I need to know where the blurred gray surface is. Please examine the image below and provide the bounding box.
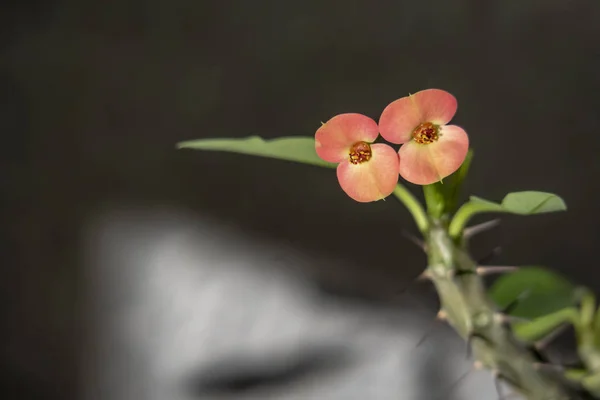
[83,209,502,400]
[1,0,599,399]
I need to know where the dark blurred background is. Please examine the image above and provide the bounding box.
[1,0,600,399]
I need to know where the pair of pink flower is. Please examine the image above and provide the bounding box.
[315,89,469,202]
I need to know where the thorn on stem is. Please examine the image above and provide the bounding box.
[417,270,432,281]
[534,359,585,372]
[464,219,501,239]
[465,332,490,360]
[476,266,518,276]
[415,316,447,348]
[401,229,426,251]
[525,344,551,364]
[393,269,431,299]
[495,313,530,325]
[454,268,477,277]
[534,323,569,351]
[433,368,473,400]
[533,362,565,373]
[493,371,504,399]
[493,371,521,400]
[477,246,503,265]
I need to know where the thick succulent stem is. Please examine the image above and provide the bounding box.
[424,219,595,400]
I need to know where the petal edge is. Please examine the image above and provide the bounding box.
[315,113,379,163]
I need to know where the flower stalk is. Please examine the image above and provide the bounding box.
[392,184,429,233]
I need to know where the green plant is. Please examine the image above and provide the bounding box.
[177,89,599,399]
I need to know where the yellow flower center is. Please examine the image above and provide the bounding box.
[412,122,440,144]
[348,141,372,164]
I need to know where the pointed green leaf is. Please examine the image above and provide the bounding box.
[177,136,336,168]
[474,191,567,215]
[449,191,566,238]
[489,267,579,319]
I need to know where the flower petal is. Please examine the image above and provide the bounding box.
[378,95,422,144]
[336,143,399,202]
[379,89,458,144]
[412,89,457,126]
[315,113,379,163]
[398,125,469,185]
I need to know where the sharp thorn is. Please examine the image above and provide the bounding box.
[433,368,473,400]
[464,219,501,239]
[465,340,473,360]
[533,362,565,373]
[415,330,434,348]
[417,270,432,281]
[394,269,431,299]
[495,313,530,325]
[534,323,569,351]
[525,343,551,364]
[493,371,504,399]
[477,246,503,265]
[401,229,426,251]
[415,316,445,348]
[494,372,521,400]
[535,359,584,371]
[455,268,477,277]
[415,326,436,348]
[465,332,489,360]
[476,266,518,276]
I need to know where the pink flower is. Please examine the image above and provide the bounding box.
[378,89,469,185]
[315,113,399,202]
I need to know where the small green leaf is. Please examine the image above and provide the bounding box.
[448,191,566,238]
[489,267,579,319]
[473,191,567,215]
[177,136,336,168]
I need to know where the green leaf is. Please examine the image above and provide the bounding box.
[177,136,336,168]
[472,191,567,215]
[489,267,579,319]
[448,191,566,238]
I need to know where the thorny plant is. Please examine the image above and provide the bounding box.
[177,89,600,399]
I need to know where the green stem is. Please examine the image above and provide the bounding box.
[392,184,429,233]
[594,307,600,348]
[581,290,597,328]
[448,201,491,239]
[423,183,445,219]
[425,221,591,399]
[512,307,580,342]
